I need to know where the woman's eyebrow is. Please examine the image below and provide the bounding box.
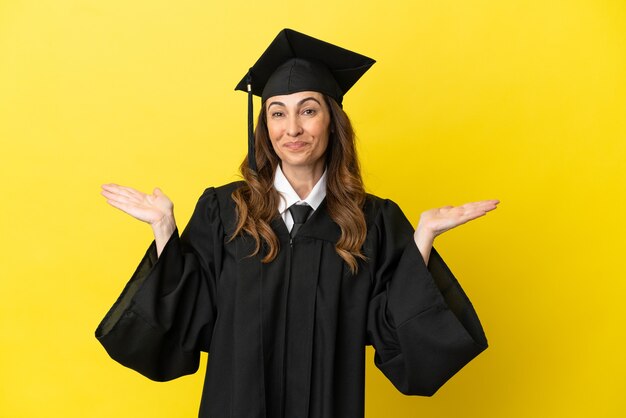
[267,101,285,109]
[298,97,321,106]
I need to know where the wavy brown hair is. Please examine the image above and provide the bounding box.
[231,95,367,273]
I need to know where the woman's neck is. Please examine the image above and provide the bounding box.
[281,161,325,200]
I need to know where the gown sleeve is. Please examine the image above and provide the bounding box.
[95,188,222,382]
[366,199,488,396]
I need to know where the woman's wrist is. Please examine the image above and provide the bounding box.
[414,222,436,265]
[152,214,177,255]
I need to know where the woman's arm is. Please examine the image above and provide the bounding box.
[414,199,500,265]
[101,184,177,256]
[96,187,222,381]
[367,198,491,396]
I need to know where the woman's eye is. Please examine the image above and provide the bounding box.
[271,111,284,118]
[303,108,317,116]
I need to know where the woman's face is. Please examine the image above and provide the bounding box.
[265,91,331,174]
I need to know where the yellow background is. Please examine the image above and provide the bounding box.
[1,0,625,416]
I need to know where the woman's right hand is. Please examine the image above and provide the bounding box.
[101,183,176,255]
[101,183,173,224]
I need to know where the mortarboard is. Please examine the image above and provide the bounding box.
[235,28,375,172]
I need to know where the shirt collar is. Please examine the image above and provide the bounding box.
[274,164,327,215]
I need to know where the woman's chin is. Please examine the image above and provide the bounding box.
[280,157,324,171]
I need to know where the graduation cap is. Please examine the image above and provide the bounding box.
[235,28,375,172]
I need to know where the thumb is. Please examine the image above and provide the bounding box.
[152,187,173,209]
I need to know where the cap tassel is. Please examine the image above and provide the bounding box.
[246,70,257,173]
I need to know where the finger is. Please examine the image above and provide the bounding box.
[478,201,499,213]
[152,188,165,201]
[101,183,121,192]
[153,187,171,202]
[461,200,499,212]
[462,210,488,222]
[102,183,135,198]
[461,199,499,205]
[152,188,174,209]
[461,202,493,214]
[102,183,146,200]
[476,199,500,211]
[459,204,498,222]
[105,198,135,214]
[105,199,150,222]
[101,189,123,200]
[101,188,130,201]
[101,189,142,206]
[116,185,148,200]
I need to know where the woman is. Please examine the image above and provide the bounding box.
[96,29,498,418]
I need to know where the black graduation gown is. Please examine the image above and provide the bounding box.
[95,181,488,418]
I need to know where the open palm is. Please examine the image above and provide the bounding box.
[101,183,173,225]
[420,199,500,237]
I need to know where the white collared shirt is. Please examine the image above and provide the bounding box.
[274,164,327,233]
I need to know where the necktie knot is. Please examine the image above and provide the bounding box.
[289,204,312,238]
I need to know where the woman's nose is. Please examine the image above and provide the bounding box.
[286,115,303,137]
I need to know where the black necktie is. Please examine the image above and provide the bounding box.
[289,204,312,239]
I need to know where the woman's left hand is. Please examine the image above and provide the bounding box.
[418,199,500,239]
[414,199,499,264]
